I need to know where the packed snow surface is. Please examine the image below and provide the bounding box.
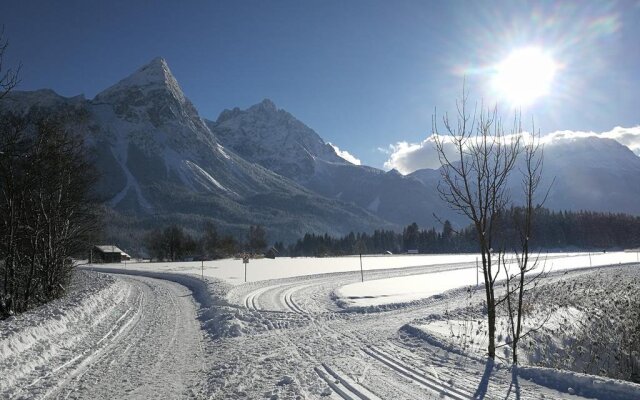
[0,270,205,399]
[3,253,639,399]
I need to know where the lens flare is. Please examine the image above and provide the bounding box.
[492,47,557,106]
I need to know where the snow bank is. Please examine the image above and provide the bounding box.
[0,271,123,391]
[401,324,640,399]
[400,322,479,360]
[517,366,640,400]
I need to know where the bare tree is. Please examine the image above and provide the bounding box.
[500,131,552,364]
[0,116,28,315]
[433,87,522,359]
[247,225,267,254]
[0,27,21,314]
[0,26,20,99]
[144,225,198,261]
[201,221,220,259]
[0,117,97,316]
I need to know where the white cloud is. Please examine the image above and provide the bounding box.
[376,146,391,155]
[383,138,440,173]
[384,126,640,175]
[328,143,361,165]
[541,126,640,155]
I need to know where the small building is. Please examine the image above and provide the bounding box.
[264,247,279,259]
[92,245,130,263]
[407,249,419,254]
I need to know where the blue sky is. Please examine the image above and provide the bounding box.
[2,0,639,168]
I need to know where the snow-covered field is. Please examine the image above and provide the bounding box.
[335,252,638,309]
[2,252,640,399]
[402,264,640,399]
[89,253,486,284]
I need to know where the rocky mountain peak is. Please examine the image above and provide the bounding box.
[249,98,277,113]
[93,57,186,105]
[208,98,349,177]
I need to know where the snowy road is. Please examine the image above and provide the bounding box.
[1,273,205,399]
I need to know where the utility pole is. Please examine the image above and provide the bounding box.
[201,260,204,280]
[589,252,592,268]
[476,257,479,286]
[359,253,364,283]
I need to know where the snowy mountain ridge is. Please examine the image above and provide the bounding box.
[95,57,187,105]
[1,57,391,247]
[209,95,640,226]
[3,56,640,247]
[208,98,349,180]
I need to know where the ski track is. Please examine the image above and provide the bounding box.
[220,261,627,399]
[5,260,637,399]
[2,274,205,400]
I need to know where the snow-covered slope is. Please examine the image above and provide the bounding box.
[210,99,348,179]
[407,136,640,217]
[541,136,640,215]
[1,58,391,245]
[207,102,458,228]
[208,98,640,228]
[5,56,640,246]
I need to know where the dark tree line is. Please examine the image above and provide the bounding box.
[0,117,97,317]
[286,208,640,257]
[0,32,98,318]
[144,223,268,261]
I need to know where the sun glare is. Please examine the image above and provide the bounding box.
[492,47,557,106]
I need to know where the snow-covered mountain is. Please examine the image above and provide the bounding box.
[3,56,640,248]
[541,136,640,215]
[211,99,349,178]
[1,58,392,246]
[208,98,640,227]
[407,135,640,216]
[207,102,458,228]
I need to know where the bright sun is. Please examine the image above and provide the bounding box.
[492,47,557,106]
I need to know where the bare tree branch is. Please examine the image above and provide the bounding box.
[0,26,21,100]
[433,84,523,359]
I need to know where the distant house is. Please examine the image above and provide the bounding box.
[92,245,131,263]
[264,247,279,259]
[407,249,419,254]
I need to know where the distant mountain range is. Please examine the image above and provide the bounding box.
[3,57,640,250]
